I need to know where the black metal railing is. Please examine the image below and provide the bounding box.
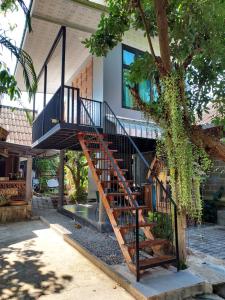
[80,97,102,127]
[32,87,60,143]
[80,99,179,281]
[102,101,179,280]
[32,86,102,143]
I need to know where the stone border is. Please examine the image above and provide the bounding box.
[40,216,211,300]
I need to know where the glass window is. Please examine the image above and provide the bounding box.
[122,69,135,108]
[139,80,151,103]
[123,50,135,66]
[122,46,152,109]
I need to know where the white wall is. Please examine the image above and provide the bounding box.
[97,30,160,120]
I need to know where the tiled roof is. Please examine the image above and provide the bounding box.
[0,105,32,146]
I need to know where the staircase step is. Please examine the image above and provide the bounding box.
[130,255,176,271]
[94,158,123,162]
[83,132,107,138]
[124,239,168,251]
[112,205,148,212]
[85,140,113,145]
[117,222,156,230]
[101,180,133,184]
[106,192,141,197]
[87,148,118,153]
[96,168,128,172]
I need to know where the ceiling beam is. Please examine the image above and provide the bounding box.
[32,12,96,34]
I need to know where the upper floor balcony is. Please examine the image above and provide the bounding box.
[30,26,160,151]
[32,85,102,150]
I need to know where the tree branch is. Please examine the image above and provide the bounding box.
[131,0,167,75]
[129,85,160,123]
[153,0,171,75]
[183,48,203,70]
[133,1,157,60]
[191,126,225,162]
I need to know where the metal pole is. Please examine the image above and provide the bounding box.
[77,88,81,125]
[58,150,65,209]
[60,26,66,122]
[43,65,47,107]
[42,65,48,135]
[32,94,36,121]
[136,208,140,282]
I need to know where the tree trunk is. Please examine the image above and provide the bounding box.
[191,126,225,162]
[177,212,187,264]
[154,0,171,73]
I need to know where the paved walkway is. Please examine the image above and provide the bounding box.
[0,220,134,300]
[187,225,225,260]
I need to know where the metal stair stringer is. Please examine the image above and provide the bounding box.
[78,132,134,268]
[98,140,155,241]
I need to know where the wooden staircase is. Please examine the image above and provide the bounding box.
[78,131,177,280]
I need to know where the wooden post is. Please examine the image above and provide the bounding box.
[58,150,64,208]
[25,156,33,202]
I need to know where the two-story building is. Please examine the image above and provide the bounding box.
[15,0,178,279]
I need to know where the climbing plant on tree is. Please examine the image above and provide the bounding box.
[84,0,225,263]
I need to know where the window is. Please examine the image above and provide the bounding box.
[122,46,151,109]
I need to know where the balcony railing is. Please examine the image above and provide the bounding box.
[32,86,102,143]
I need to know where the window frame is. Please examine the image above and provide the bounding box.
[121,44,150,110]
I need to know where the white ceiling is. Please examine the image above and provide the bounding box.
[15,0,102,93]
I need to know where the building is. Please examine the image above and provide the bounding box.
[0,105,33,222]
[15,0,179,279]
[198,108,225,224]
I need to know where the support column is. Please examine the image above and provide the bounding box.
[58,150,64,209]
[98,155,110,230]
[25,155,33,202]
[98,198,108,225]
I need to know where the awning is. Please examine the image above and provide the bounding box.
[118,116,161,139]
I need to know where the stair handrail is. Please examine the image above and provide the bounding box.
[79,99,139,209]
[103,101,177,207]
[103,100,180,270]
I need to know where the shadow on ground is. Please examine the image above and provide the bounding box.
[0,241,73,299]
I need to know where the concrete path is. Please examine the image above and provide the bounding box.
[0,220,134,300]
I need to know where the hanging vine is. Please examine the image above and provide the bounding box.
[160,74,211,220]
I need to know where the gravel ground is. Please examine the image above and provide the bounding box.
[33,207,124,265]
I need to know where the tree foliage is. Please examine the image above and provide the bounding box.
[33,156,59,193]
[64,151,88,203]
[84,0,225,220]
[0,0,37,100]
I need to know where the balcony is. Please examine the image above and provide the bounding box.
[32,85,102,150]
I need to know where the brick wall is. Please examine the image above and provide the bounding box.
[72,58,93,99]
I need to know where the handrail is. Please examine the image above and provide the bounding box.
[33,87,61,123]
[103,100,180,271]
[103,101,177,207]
[80,99,139,209]
[80,96,103,105]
